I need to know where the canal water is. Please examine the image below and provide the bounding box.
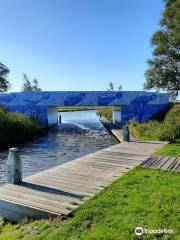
[0,110,117,184]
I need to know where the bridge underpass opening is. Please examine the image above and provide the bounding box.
[47,106,122,127]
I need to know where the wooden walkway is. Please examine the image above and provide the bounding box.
[0,141,167,222]
[141,156,180,172]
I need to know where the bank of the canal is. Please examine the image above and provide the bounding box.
[0,110,117,184]
[0,107,44,148]
[99,117,125,142]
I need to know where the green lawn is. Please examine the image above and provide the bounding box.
[156,138,180,157]
[0,167,179,240]
[56,106,100,112]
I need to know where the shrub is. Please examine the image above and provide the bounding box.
[96,107,113,121]
[128,104,180,142]
[0,108,44,148]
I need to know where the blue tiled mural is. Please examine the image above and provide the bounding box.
[0,91,169,126]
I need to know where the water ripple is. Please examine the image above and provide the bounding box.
[0,110,116,184]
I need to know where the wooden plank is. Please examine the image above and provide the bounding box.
[0,188,76,213]
[3,184,83,204]
[141,156,180,172]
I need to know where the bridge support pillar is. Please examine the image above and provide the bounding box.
[112,110,121,124]
[48,107,58,126]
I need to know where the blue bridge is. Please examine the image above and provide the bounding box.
[0,91,169,126]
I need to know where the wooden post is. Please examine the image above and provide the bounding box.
[7,148,22,184]
[123,125,129,142]
[59,115,62,124]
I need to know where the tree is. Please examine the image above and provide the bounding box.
[144,0,180,100]
[0,62,10,92]
[21,74,42,92]
[32,78,41,92]
[107,81,122,91]
[118,84,122,91]
[107,81,114,91]
[21,74,33,92]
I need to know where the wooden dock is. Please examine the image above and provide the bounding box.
[141,155,180,172]
[0,141,167,222]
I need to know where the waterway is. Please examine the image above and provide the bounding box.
[0,110,117,184]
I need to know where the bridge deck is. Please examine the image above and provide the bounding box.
[0,141,167,222]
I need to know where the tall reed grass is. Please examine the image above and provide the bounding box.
[0,107,43,148]
[128,104,180,142]
[96,107,113,121]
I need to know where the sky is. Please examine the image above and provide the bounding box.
[0,0,164,92]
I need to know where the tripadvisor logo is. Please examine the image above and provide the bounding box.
[135,227,174,236]
[135,227,143,236]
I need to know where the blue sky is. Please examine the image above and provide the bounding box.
[0,0,163,92]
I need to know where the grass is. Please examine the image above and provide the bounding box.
[96,107,113,121]
[0,107,44,148]
[156,138,180,157]
[129,103,180,142]
[56,107,100,112]
[0,167,179,239]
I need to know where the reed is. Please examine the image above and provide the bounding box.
[128,104,180,142]
[0,107,44,148]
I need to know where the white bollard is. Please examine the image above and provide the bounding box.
[7,148,22,184]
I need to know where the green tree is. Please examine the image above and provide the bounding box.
[32,78,41,92]
[118,84,122,91]
[107,81,122,91]
[0,62,10,92]
[144,0,180,100]
[21,74,42,92]
[21,74,33,92]
[107,81,114,91]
